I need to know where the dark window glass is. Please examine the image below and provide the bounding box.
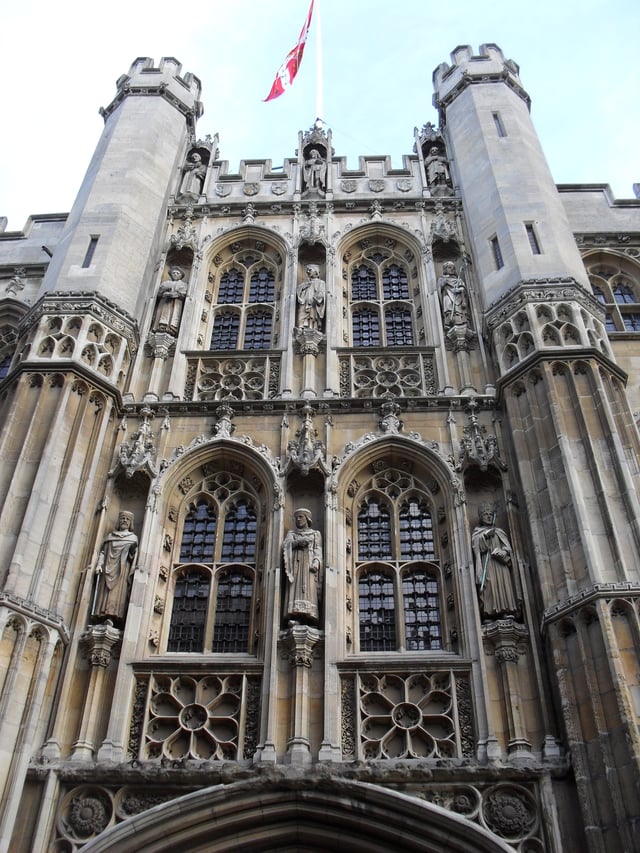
[358,499,392,560]
[351,264,377,300]
[491,236,504,270]
[592,286,607,304]
[605,314,617,333]
[167,569,210,653]
[221,500,257,562]
[385,308,414,346]
[180,501,217,562]
[622,312,640,331]
[613,282,636,304]
[243,311,272,350]
[399,499,435,560]
[525,224,541,255]
[0,353,11,380]
[210,312,240,350]
[403,569,442,650]
[359,570,396,651]
[217,268,244,304]
[212,569,253,652]
[382,264,409,300]
[249,267,275,303]
[352,309,380,347]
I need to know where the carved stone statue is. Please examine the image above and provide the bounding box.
[152,267,187,335]
[472,505,520,620]
[302,148,327,194]
[283,508,323,624]
[93,511,138,623]
[425,146,451,189]
[179,152,207,198]
[296,264,326,332]
[438,261,470,329]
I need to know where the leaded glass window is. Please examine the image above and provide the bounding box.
[243,311,272,350]
[353,309,380,347]
[403,569,442,650]
[210,312,240,350]
[347,244,417,347]
[167,472,260,654]
[353,468,444,654]
[249,266,275,303]
[217,268,244,304]
[359,569,396,651]
[167,569,211,653]
[587,257,640,335]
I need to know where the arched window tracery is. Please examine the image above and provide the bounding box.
[352,466,444,653]
[167,473,261,654]
[587,255,640,333]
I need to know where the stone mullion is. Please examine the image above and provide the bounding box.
[319,498,343,762]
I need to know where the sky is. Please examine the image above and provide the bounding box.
[1,0,638,231]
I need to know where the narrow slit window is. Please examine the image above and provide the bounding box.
[491,236,504,270]
[82,236,99,268]
[492,112,507,137]
[525,224,541,255]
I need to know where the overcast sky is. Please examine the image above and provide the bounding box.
[1,0,638,230]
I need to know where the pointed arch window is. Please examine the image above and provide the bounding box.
[167,475,260,654]
[353,470,444,653]
[347,247,417,347]
[588,258,640,334]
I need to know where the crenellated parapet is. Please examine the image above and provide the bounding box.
[100,56,203,124]
[432,43,530,115]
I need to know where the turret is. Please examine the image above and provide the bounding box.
[38,57,202,318]
[433,44,589,308]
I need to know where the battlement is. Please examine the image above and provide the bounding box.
[100,56,203,123]
[433,43,529,112]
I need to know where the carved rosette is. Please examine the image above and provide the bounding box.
[340,352,436,398]
[139,673,258,761]
[356,671,469,760]
[186,355,280,401]
[56,785,113,844]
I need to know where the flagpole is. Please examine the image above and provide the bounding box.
[315,0,323,124]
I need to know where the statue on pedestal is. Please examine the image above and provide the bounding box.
[283,508,323,625]
[472,505,520,620]
[92,511,138,623]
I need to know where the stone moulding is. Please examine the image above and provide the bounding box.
[541,581,640,629]
[0,591,69,644]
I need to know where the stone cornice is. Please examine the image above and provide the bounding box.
[484,278,603,330]
[0,591,69,644]
[20,291,139,351]
[541,582,640,632]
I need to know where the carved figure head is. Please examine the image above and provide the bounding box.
[305,264,320,279]
[294,508,313,528]
[478,504,495,525]
[442,261,457,276]
[168,266,184,281]
[118,511,134,530]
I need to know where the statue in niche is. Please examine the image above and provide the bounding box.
[92,511,138,623]
[283,508,323,625]
[303,148,327,194]
[296,264,326,332]
[179,151,207,198]
[472,505,520,620]
[152,266,187,336]
[425,146,451,189]
[438,261,470,329]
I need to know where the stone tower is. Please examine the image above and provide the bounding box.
[0,47,639,853]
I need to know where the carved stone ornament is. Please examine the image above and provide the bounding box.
[6,267,26,295]
[112,407,158,479]
[456,400,507,472]
[169,215,198,251]
[379,399,403,434]
[80,620,121,668]
[369,180,385,193]
[341,179,357,193]
[243,183,260,196]
[213,404,235,437]
[271,182,287,195]
[396,179,412,192]
[294,326,325,357]
[285,403,328,476]
[215,183,232,197]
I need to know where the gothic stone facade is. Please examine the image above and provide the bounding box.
[0,46,639,853]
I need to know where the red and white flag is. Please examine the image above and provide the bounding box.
[264,0,315,102]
